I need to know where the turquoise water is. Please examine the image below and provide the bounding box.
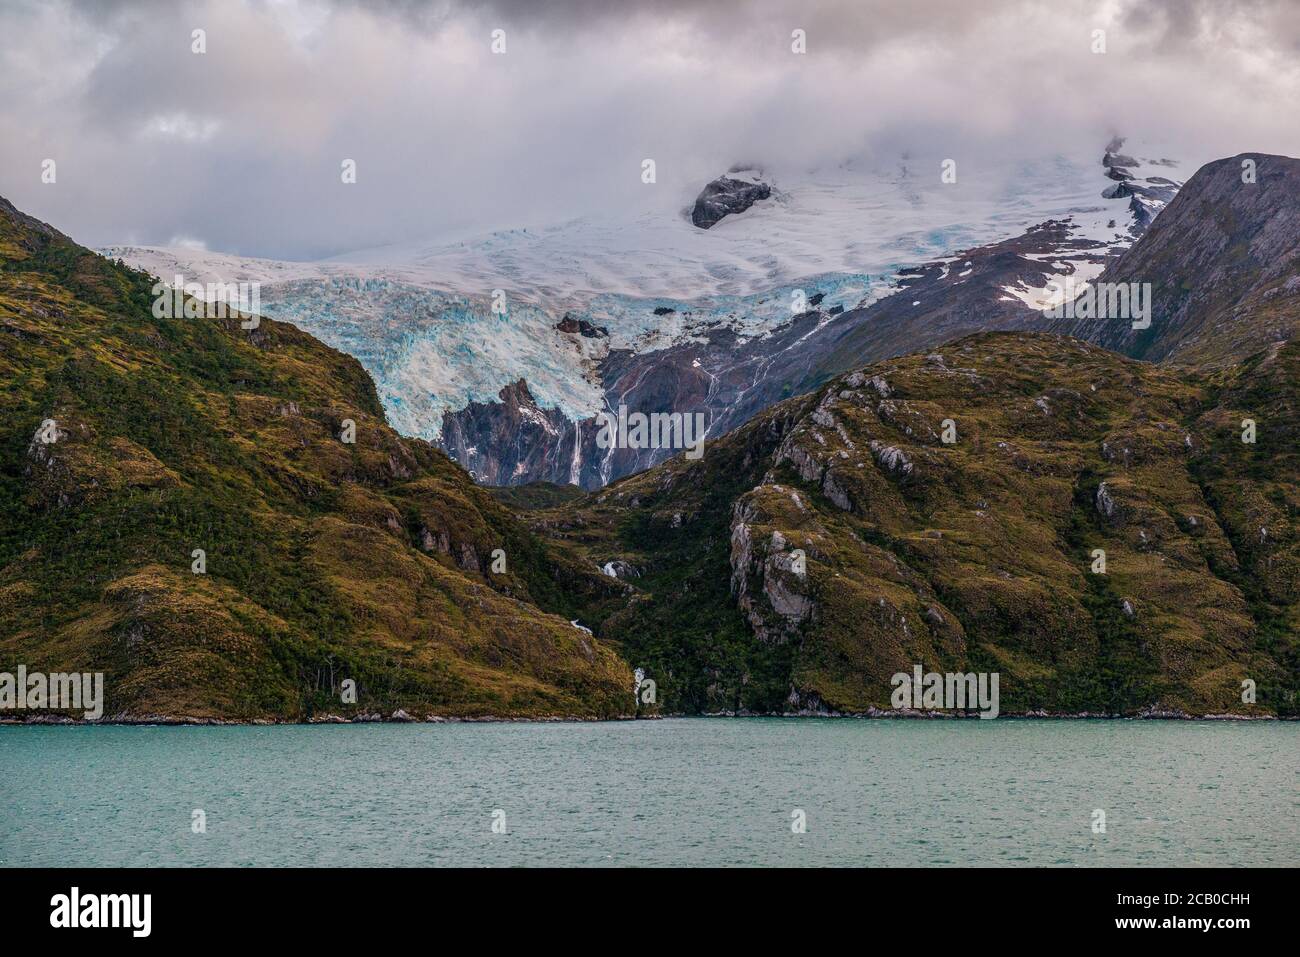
[1,719,1295,867]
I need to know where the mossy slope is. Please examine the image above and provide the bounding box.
[0,196,632,720]
[535,333,1297,716]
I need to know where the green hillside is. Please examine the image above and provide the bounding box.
[532,334,1298,716]
[0,196,632,721]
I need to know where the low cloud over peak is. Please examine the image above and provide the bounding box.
[3,0,1298,259]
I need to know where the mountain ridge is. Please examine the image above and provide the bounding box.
[0,193,634,721]
[523,331,1297,716]
[1036,152,1300,366]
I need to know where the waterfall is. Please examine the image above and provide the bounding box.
[567,419,582,486]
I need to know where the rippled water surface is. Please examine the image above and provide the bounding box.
[2,719,1295,866]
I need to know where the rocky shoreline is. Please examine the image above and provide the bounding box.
[1,709,1288,726]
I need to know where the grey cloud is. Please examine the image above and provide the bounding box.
[2,0,1298,259]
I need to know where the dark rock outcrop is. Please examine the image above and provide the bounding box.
[556,314,608,338]
[439,379,577,486]
[691,175,772,229]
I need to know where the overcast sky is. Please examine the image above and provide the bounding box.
[2,0,1298,260]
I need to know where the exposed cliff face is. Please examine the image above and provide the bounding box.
[526,333,1298,717]
[440,379,577,485]
[0,195,633,721]
[440,364,715,490]
[1037,153,1300,366]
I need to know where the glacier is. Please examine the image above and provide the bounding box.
[101,143,1185,458]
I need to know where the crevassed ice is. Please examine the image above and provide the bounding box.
[101,148,1182,440]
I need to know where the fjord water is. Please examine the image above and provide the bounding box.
[2,720,1295,867]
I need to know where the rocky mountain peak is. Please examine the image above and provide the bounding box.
[1042,152,1300,365]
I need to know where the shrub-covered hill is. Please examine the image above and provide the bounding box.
[0,196,633,721]
[529,332,1297,716]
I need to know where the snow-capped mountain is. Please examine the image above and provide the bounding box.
[102,139,1185,488]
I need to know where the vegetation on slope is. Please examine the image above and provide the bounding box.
[0,197,632,720]
[529,333,1297,716]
